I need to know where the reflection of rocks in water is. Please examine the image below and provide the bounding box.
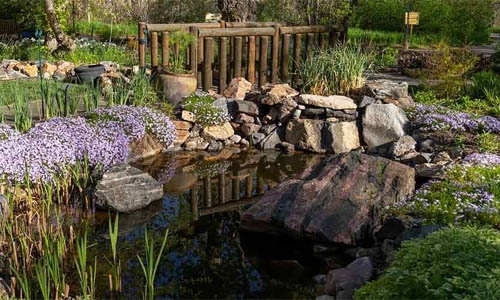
[165,171,198,192]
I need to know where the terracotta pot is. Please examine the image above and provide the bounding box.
[154,70,197,106]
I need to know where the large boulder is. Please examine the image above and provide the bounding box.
[240,152,415,246]
[298,94,357,110]
[285,119,360,154]
[128,133,164,163]
[362,104,408,149]
[261,84,299,105]
[223,77,252,100]
[95,164,164,213]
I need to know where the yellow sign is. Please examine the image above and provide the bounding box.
[405,12,419,25]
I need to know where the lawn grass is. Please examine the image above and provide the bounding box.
[74,21,136,40]
[349,27,443,48]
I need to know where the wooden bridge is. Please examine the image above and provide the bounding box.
[138,21,347,91]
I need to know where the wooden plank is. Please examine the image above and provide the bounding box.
[234,36,243,78]
[197,36,204,88]
[146,23,218,32]
[161,31,169,68]
[306,33,315,59]
[138,22,146,68]
[203,37,214,91]
[319,33,327,50]
[218,173,226,204]
[151,32,158,68]
[280,25,340,35]
[271,24,280,83]
[259,36,269,88]
[281,34,290,83]
[293,34,302,84]
[247,36,256,86]
[199,27,274,38]
[219,37,228,93]
[226,22,279,28]
[189,27,198,76]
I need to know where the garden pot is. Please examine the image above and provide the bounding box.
[74,64,105,86]
[154,70,197,106]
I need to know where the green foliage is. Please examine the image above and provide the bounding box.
[391,164,500,226]
[477,132,500,153]
[353,0,494,45]
[182,94,231,127]
[149,0,218,24]
[167,31,196,74]
[348,27,442,48]
[469,71,500,100]
[57,41,136,66]
[74,21,136,39]
[356,226,500,300]
[297,43,373,96]
[417,43,477,98]
[137,229,169,300]
[374,47,399,68]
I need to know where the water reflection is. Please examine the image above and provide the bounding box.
[92,150,326,299]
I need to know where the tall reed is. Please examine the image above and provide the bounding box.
[137,229,169,300]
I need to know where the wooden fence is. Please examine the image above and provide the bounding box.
[138,21,346,91]
[0,19,20,34]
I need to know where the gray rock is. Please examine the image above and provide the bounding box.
[230,134,242,144]
[363,79,414,107]
[258,128,283,150]
[433,151,452,165]
[324,256,374,298]
[278,97,298,122]
[299,94,357,110]
[277,141,295,153]
[419,139,435,152]
[359,96,376,108]
[95,164,164,213]
[389,136,417,158]
[293,109,301,119]
[207,140,223,152]
[302,108,326,119]
[260,124,277,135]
[415,163,445,179]
[241,123,261,137]
[325,109,358,121]
[235,100,259,116]
[323,122,361,154]
[362,104,408,149]
[375,217,407,241]
[251,132,266,145]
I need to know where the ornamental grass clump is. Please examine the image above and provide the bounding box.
[297,43,373,96]
[182,94,231,127]
[391,154,500,226]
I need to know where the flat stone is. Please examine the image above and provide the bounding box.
[302,108,326,119]
[175,130,190,145]
[172,120,192,130]
[230,134,242,143]
[241,153,415,245]
[298,94,357,110]
[234,113,255,124]
[241,123,261,137]
[278,97,298,122]
[261,84,299,105]
[389,135,417,158]
[363,79,414,107]
[202,122,235,140]
[260,124,277,135]
[181,110,197,123]
[359,96,376,108]
[95,164,163,213]
[235,100,259,117]
[325,109,358,121]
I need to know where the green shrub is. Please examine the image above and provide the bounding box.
[353,0,494,45]
[469,71,500,100]
[477,132,500,153]
[182,94,231,127]
[356,226,500,299]
[297,43,373,96]
[417,43,477,98]
[74,21,136,39]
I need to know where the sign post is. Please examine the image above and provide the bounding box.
[404,11,419,50]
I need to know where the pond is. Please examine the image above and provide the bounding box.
[86,150,330,299]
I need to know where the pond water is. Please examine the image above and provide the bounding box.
[87,150,332,299]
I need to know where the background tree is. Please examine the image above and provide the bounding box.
[44,0,76,51]
[218,0,257,22]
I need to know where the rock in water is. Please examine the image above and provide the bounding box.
[240,152,415,246]
[95,164,164,213]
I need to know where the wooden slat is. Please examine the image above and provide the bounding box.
[151,32,158,67]
[259,36,269,88]
[161,32,169,68]
[138,22,146,68]
[306,33,315,59]
[189,27,198,76]
[319,33,327,50]
[329,31,338,47]
[203,37,214,91]
[147,23,218,32]
[226,22,279,28]
[219,37,228,93]
[271,24,280,83]
[197,36,204,89]
[281,34,291,83]
[247,36,256,86]
[280,25,340,35]
[199,27,274,38]
[293,34,302,84]
[234,37,243,78]
[218,173,226,204]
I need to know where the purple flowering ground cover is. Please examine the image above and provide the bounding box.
[0,106,176,183]
[408,104,500,134]
[391,153,500,226]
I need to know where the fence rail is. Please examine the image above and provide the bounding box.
[138,21,346,91]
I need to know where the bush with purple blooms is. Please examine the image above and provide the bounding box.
[0,106,176,184]
[391,153,500,226]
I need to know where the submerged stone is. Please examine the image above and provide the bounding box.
[240,152,415,246]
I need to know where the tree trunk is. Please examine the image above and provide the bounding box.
[44,0,76,52]
[218,0,257,22]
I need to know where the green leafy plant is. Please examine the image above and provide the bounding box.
[356,226,500,299]
[477,132,500,153]
[137,229,169,300]
[167,31,196,74]
[182,94,231,126]
[107,213,121,295]
[297,43,373,96]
